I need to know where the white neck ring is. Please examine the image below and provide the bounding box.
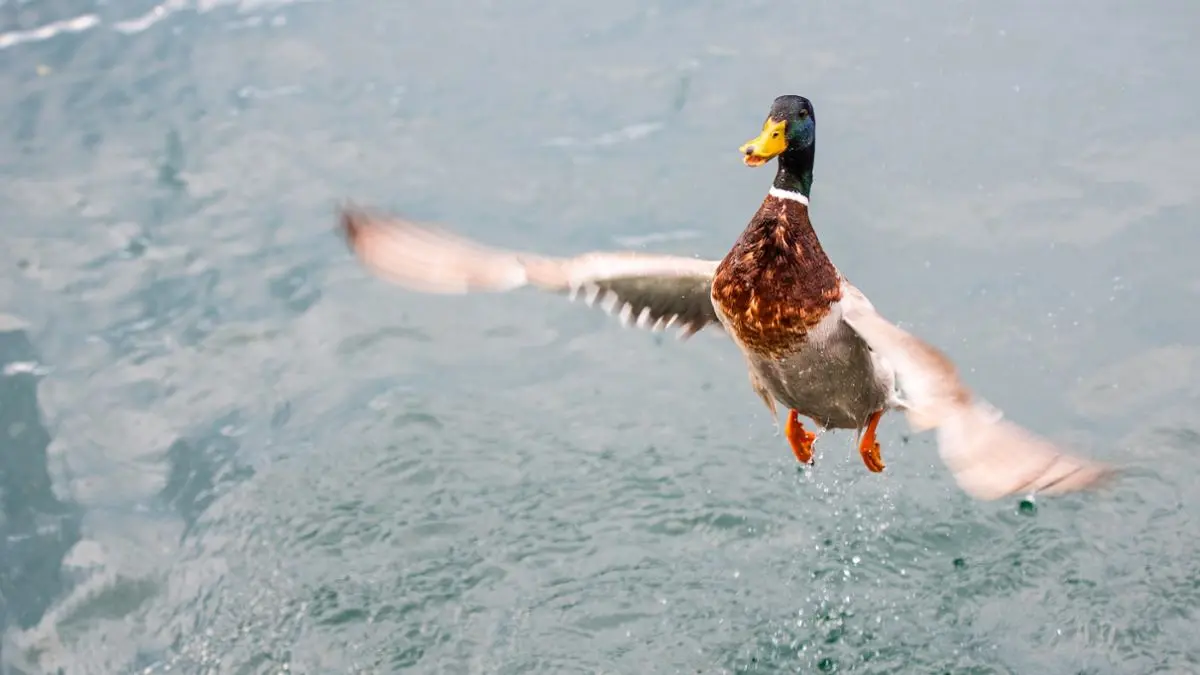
[768,187,809,205]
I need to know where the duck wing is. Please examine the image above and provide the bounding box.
[838,279,1113,501]
[339,204,724,339]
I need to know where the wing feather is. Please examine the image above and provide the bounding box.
[839,280,1114,501]
[339,203,723,338]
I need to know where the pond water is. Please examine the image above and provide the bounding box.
[2,0,1199,672]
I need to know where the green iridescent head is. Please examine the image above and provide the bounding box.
[739,95,816,195]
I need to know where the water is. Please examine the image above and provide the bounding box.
[2,0,1198,672]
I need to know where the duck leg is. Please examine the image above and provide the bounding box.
[858,410,886,472]
[784,409,818,464]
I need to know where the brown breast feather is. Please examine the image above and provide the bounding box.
[711,195,842,357]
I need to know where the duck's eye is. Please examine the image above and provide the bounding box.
[771,131,780,138]
[798,110,809,118]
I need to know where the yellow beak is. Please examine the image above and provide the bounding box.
[739,118,789,167]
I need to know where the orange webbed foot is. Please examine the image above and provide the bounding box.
[858,410,885,473]
[784,409,818,465]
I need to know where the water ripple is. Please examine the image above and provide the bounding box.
[0,0,325,53]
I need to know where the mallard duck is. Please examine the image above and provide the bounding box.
[338,94,1113,502]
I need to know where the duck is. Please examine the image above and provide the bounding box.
[337,94,1113,502]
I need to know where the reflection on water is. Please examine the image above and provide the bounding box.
[2,0,1200,672]
[0,330,81,638]
[160,411,256,532]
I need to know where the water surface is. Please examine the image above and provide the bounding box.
[2,0,1199,672]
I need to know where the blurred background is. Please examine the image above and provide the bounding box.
[2,0,1198,672]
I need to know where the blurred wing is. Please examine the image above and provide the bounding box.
[339,203,724,338]
[838,280,1113,501]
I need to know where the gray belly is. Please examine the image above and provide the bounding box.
[749,320,892,430]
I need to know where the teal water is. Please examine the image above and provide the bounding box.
[2,1,1199,673]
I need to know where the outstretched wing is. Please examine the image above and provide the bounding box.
[339,204,724,338]
[838,280,1114,501]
